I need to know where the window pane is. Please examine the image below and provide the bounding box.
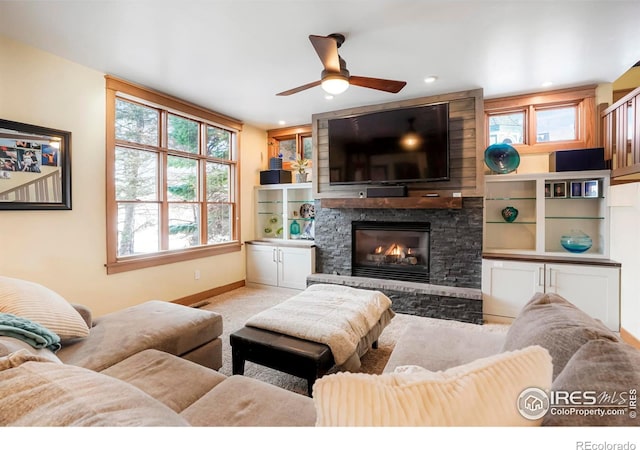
[117,203,159,256]
[207,126,231,159]
[115,99,158,146]
[536,107,576,142]
[278,138,296,161]
[206,162,229,202]
[302,136,312,160]
[207,203,231,244]
[115,147,158,201]
[488,112,525,144]
[167,156,197,201]
[168,203,201,249]
[168,114,198,154]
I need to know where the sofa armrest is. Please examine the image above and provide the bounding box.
[71,303,93,329]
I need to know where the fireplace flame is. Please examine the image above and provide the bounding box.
[384,243,406,258]
[374,246,384,254]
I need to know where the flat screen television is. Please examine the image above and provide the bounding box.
[328,102,449,185]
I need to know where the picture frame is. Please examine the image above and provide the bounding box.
[583,180,599,198]
[552,181,566,198]
[544,183,551,198]
[0,119,72,210]
[570,181,583,198]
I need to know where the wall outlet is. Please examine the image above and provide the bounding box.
[194,269,201,280]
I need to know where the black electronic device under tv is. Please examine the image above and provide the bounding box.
[327,102,450,185]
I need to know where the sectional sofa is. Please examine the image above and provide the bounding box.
[1,275,638,427]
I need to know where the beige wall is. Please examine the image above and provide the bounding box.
[613,66,640,91]
[0,35,266,316]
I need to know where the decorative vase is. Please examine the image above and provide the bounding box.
[501,206,519,223]
[290,219,301,239]
[295,172,308,183]
[484,143,520,174]
[269,157,283,170]
[560,230,593,253]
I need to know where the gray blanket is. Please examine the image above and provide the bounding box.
[0,313,61,352]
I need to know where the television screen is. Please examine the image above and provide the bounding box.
[328,102,449,185]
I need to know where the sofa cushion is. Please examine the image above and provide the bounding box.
[383,321,507,373]
[56,300,223,371]
[0,356,188,426]
[502,292,619,379]
[313,345,552,426]
[181,375,317,426]
[0,276,89,341]
[543,339,640,426]
[0,336,62,363]
[101,349,226,413]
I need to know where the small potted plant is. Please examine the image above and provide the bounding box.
[291,157,310,183]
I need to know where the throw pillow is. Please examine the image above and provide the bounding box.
[0,276,89,342]
[313,345,552,426]
[543,339,640,426]
[502,292,619,379]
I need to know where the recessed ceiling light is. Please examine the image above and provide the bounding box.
[424,76,438,83]
[542,81,553,88]
[278,120,286,126]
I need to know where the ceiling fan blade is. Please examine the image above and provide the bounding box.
[309,35,340,72]
[349,76,407,93]
[276,80,322,96]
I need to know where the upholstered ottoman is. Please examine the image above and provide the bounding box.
[230,326,335,396]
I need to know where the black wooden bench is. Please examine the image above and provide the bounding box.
[230,326,336,396]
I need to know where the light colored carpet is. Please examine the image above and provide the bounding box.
[201,284,509,396]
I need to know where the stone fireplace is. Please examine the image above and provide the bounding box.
[309,197,484,324]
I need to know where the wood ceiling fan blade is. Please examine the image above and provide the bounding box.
[276,80,322,96]
[309,35,341,72]
[349,76,407,93]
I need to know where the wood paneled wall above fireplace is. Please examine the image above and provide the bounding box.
[312,89,485,199]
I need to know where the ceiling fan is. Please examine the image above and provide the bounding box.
[276,33,407,96]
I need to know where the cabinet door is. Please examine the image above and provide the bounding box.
[545,264,620,331]
[246,244,278,286]
[277,246,315,290]
[482,259,544,321]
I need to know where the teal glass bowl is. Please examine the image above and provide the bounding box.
[484,143,520,174]
[560,231,593,253]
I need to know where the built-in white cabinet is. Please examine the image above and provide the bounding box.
[255,183,315,241]
[248,183,316,290]
[484,170,611,259]
[482,258,620,331]
[246,241,316,290]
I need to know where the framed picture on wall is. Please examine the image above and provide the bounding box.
[545,183,551,198]
[0,118,72,210]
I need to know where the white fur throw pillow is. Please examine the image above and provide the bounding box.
[313,345,552,426]
[0,276,89,342]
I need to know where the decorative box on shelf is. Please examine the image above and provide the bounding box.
[260,169,291,185]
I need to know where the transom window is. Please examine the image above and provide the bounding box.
[105,76,242,274]
[485,86,596,153]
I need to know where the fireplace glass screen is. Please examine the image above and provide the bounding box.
[352,221,430,283]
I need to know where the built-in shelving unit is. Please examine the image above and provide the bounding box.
[484,170,611,259]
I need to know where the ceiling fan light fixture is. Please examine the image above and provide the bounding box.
[321,74,349,95]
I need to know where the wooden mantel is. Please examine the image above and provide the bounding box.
[320,196,463,209]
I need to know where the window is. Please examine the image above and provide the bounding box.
[267,125,312,168]
[485,85,596,153]
[105,76,242,274]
